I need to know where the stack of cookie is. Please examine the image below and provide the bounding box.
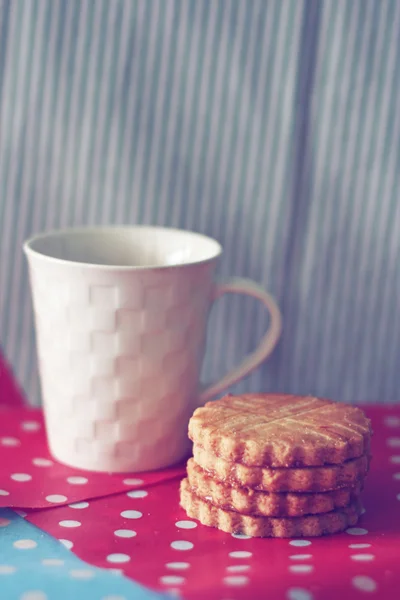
[180,394,372,538]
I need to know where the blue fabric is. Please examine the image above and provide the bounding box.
[0,0,399,404]
[0,509,167,600]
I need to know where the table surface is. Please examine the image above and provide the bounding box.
[1,353,399,600]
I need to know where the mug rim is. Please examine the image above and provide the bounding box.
[23,225,223,271]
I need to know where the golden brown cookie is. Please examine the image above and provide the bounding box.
[187,458,362,517]
[180,478,362,538]
[193,445,370,492]
[189,394,371,467]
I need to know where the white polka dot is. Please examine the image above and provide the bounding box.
[228,551,252,559]
[171,541,194,551]
[349,543,371,549]
[68,502,89,509]
[20,592,47,600]
[46,495,67,504]
[69,569,95,579]
[166,562,190,570]
[387,437,400,448]
[159,576,185,585]
[352,576,377,592]
[67,476,88,485]
[127,490,148,498]
[360,507,366,515]
[290,555,312,560]
[1,437,20,446]
[32,458,53,467]
[175,520,197,529]
[0,518,11,527]
[42,559,64,566]
[231,533,251,539]
[346,527,368,535]
[106,554,130,564]
[59,520,81,528]
[397,493,400,501]
[21,421,41,432]
[226,565,250,573]
[14,510,27,518]
[286,589,313,600]
[123,478,144,486]
[11,473,32,482]
[59,539,73,550]
[120,510,142,519]
[13,539,37,550]
[0,490,10,496]
[223,576,249,586]
[0,565,16,574]
[393,473,400,480]
[384,416,400,427]
[289,565,314,574]
[351,554,375,561]
[289,540,312,547]
[390,456,400,464]
[114,529,137,538]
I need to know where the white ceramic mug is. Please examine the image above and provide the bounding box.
[24,226,281,472]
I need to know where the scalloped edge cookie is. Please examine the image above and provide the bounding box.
[180,477,362,538]
[189,394,372,468]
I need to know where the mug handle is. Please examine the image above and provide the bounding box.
[199,277,282,404]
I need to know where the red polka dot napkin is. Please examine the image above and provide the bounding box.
[0,406,185,508]
[2,353,400,599]
[0,353,185,509]
[26,409,400,600]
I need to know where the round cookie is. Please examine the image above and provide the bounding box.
[189,393,372,468]
[193,445,370,492]
[187,458,362,517]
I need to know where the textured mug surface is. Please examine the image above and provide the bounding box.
[24,226,281,472]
